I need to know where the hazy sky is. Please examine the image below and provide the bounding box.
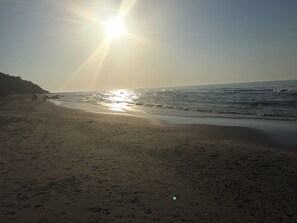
[0,0,296,92]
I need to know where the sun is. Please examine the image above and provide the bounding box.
[105,18,126,39]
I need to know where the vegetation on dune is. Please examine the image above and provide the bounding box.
[0,72,49,96]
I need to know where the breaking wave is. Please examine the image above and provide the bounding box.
[52,80,297,121]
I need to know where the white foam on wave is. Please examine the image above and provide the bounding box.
[49,99,63,106]
[273,88,297,93]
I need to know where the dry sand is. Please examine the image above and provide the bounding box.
[0,96,296,223]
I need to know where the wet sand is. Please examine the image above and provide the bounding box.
[0,96,296,222]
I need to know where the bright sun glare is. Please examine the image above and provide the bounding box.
[105,19,126,38]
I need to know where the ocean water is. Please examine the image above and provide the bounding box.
[51,80,297,145]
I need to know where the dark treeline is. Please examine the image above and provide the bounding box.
[0,72,49,97]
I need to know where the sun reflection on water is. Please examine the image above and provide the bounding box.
[105,89,138,112]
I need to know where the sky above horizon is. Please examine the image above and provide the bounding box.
[0,0,297,92]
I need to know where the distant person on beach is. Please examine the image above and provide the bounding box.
[43,95,48,102]
[31,94,37,102]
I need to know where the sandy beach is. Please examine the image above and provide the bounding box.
[0,96,296,223]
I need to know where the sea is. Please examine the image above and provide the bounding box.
[50,80,297,146]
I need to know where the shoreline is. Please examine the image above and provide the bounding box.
[58,104,292,150]
[0,96,296,222]
[50,97,297,147]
